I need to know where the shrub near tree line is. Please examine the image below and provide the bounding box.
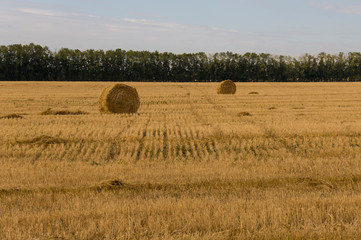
[1,43,361,82]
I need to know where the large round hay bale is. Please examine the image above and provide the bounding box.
[217,80,236,94]
[99,84,140,114]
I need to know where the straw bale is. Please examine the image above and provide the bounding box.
[217,80,236,94]
[99,84,140,114]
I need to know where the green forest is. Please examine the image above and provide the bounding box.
[1,43,361,82]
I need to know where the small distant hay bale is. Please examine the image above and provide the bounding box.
[217,80,236,94]
[99,84,140,114]
[248,91,259,95]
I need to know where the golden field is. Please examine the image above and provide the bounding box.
[1,81,361,239]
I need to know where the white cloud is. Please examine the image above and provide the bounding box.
[309,1,336,11]
[0,14,19,22]
[121,18,180,29]
[19,8,56,16]
[210,26,239,33]
[126,11,162,19]
[341,4,361,15]
[310,1,361,15]
[17,7,99,19]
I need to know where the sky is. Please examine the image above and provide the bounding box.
[1,0,361,56]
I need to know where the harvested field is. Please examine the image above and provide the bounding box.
[1,81,361,239]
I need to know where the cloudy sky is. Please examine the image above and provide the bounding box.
[1,0,360,56]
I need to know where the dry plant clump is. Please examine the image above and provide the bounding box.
[217,80,236,94]
[248,91,259,95]
[238,112,252,117]
[96,179,124,190]
[99,84,140,114]
[298,177,335,190]
[0,114,24,119]
[15,135,66,146]
[40,108,88,115]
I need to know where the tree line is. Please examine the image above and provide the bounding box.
[1,43,361,82]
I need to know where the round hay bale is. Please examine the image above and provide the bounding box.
[99,84,140,114]
[217,80,236,94]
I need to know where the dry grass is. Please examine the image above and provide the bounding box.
[1,81,361,239]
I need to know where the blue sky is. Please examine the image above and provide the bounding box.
[1,0,361,56]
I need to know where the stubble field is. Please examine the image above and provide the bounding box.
[1,81,361,239]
